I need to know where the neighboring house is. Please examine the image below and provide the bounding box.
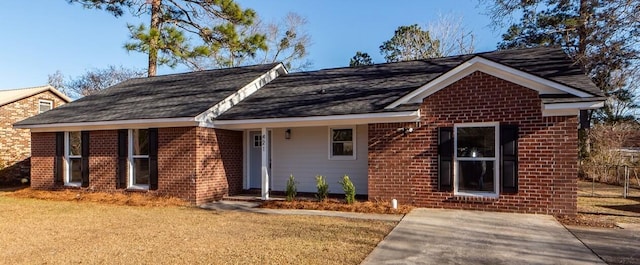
[0,85,71,185]
[15,47,605,216]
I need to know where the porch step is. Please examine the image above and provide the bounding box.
[222,194,286,202]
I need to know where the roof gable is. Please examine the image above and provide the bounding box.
[385,55,594,109]
[0,85,71,107]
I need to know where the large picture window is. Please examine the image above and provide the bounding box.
[65,131,82,186]
[454,123,499,196]
[129,129,150,189]
[329,127,356,160]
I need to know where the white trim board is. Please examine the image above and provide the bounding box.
[196,63,287,127]
[15,117,198,132]
[212,111,421,130]
[386,56,595,109]
[542,101,604,117]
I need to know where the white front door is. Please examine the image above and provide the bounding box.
[249,131,271,189]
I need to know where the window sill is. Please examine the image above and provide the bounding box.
[64,182,81,188]
[126,185,149,192]
[453,192,499,200]
[328,156,357,161]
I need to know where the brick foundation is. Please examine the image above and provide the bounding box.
[368,71,578,216]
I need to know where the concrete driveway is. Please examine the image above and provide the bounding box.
[567,224,640,265]
[362,209,604,265]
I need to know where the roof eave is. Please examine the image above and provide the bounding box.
[211,110,421,130]
[14,117,198,132]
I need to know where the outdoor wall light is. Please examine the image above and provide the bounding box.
[397,127,414,136]
[285,129,291,139]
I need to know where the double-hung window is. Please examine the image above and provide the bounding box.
[65,131,82,186]
[329,127,356,160]
[129,129,150,189]
[454,123,499,196]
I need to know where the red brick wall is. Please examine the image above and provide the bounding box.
[0,91,67,184]
[156,127,197,202]
[30,132,56,189]
[88,130,118,192]
[368,71,578,216]
[29,127,243,204]
[195,127,243,204]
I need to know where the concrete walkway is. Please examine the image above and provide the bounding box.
[199,200,403,222]
[362,209,605,265]
[567,225,640,265]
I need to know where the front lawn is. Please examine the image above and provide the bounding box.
[0,195,395,264]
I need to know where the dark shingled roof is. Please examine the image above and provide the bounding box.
[217,47,602,120]
[16,63,279,125]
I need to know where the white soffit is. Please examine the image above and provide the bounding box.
[385,56,593,109]
[211,111,421,130]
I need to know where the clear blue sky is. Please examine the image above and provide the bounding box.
[0,1,507,89]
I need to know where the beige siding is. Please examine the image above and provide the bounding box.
[270,125,368,194]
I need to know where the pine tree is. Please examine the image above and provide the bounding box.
[69,0,265,76]
[484,0,640,122]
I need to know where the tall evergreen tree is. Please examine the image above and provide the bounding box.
[68,0,265,76]
[483,0,640,122]
[379,24,442,63]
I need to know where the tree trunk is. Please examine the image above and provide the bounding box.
[148,0,161,77]
[576,0,589,65]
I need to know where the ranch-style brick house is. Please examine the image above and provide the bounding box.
[15,47,605,216]
[0,85,70,185]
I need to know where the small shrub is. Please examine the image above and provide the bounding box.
[338,175,356,204]
[315,175,329,201]
[285,174,297,201]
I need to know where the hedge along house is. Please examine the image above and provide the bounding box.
[16,47,604,215]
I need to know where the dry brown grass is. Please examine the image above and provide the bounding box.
[6,187,188,207]
[260,198,413,214]
[559,180,640,227]
[0,196,395,265]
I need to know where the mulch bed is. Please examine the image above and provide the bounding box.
[555,214,619,228]
[260,198,413,214]
[4,188,188,207]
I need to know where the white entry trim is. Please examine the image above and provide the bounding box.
[385,56,595,109]
[244,130,273,191]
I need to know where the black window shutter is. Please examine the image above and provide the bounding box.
[54,132,64,184]
[501,125,519,194]
[81,131,90,187]
[438,127,453,192]
[149,128,158,190]
[148,128,159,190]
[117,129,128,189]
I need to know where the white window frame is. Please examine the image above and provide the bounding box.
[453,122,500,197]
[38,99,53,113]
[328,126,356,160]
[128,129,150,190]
[64,131,81,187]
